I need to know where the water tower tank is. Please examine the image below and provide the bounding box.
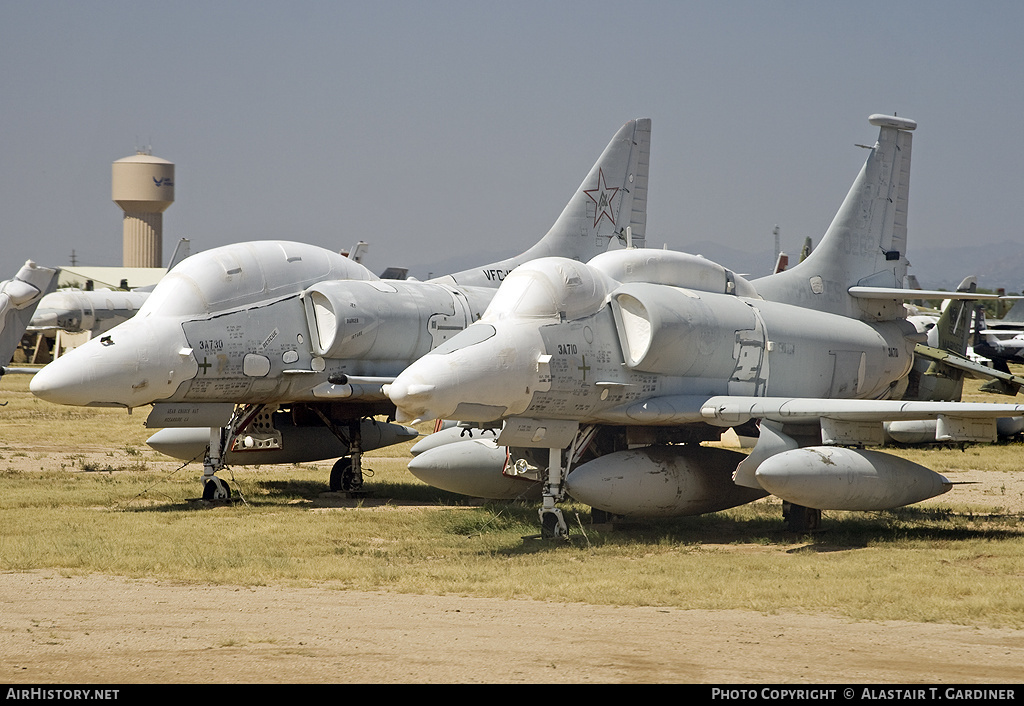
[112,152,175,268]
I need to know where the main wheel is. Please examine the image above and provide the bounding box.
[329,457,355,492]
[783,502,821,532]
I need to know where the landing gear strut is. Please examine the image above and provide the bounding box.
[199,404,264,502]
[539,447,568,540]
[783,502,822,533]
[534,426,599,540]
[324,418,367,495]
[201,425,232,501]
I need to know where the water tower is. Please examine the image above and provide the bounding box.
[112,152,174,267]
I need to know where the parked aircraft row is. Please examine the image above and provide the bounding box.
[30,118,652,501]
[18,114,1024,536]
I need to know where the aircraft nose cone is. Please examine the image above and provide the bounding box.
[29,357,89,405]
[30,343,139,407]
[29,321,196,408]
[386,376,440,423]
[391,321,544,424]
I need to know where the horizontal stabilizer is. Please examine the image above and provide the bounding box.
[915,343,1024,395]
[849,287,999,301]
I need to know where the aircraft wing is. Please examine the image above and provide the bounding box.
[601,394,1024,429]
[697,396,1024,425]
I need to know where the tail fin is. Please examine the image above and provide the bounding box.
[971,303,1009,371]
[0,261,59,371]
[908,276,977,401]
[167,238,191,270]
[932,277,977,355]
[432,118,651,287]
[972,304,1002,352]
[754,115,917,321]
[997,296,1024,328]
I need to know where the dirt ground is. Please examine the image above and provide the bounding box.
[1,570,1022,684]
[2,445,1024,684]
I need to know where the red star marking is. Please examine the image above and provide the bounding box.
[583,168,619,228]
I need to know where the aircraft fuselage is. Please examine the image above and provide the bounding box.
[29,241,495,409]
[389,271,917,426]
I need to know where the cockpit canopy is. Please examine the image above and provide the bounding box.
[138,241,375,317]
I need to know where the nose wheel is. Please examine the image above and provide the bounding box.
[327,419,367,496]
[537,447,570,540]
[200,420,238,502]
[202,477,232,501]
[540,507,567,539]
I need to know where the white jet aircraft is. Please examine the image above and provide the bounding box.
[30,118,652,499]
[387,115,1024,536]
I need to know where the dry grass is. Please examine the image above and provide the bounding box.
[2,371,1024,628]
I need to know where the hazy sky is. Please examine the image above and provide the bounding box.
[3,1,1022,279]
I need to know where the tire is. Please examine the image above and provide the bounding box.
[783,502,821,532]
[330,457,354,492]
[202,478,231,501]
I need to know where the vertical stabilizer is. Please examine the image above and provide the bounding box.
[0,261,60,370]
[905,276,977,401]
[167,238,192,270]
[996,296,1024,329]
[932,277,977,357]
[432,118,651,287]
[754,115,917,321]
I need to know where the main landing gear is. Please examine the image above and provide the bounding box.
[317,415,367,496]
[197,404,373,500]
[783,502,822,533]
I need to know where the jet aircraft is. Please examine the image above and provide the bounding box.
[1,261,60,376]
[30,118,652,499]
[899,281,1024,399]
[971,308,1024,376]
[28,288,151,354]
[399,275,1023,494]
[885,276,1024,442]
[387,114,1024,536]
